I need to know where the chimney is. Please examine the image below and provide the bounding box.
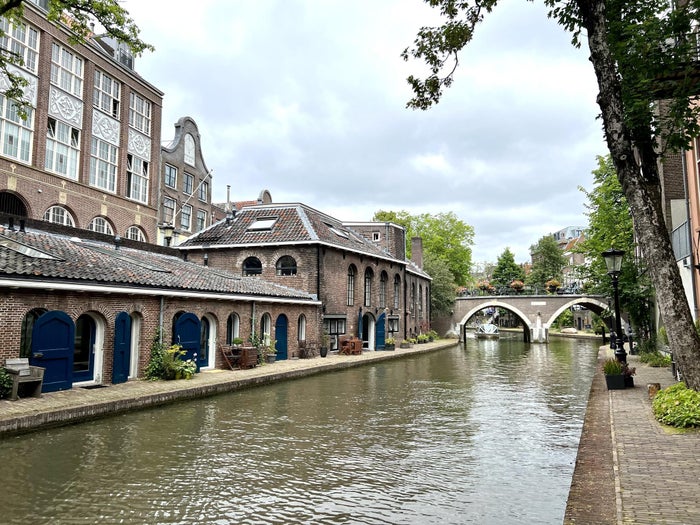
[411,236,423,269]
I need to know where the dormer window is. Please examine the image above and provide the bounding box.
[325,222,348,239]
[248,217,277,231]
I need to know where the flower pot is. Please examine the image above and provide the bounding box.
[384,344,395,351]
[624,375,634,388]
[320,347,328,358]
[605,374,626,390]
[400,343,411,349]
[265,354,276,364]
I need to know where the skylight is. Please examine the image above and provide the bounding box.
[325,223,349,239]
[0,235,61,260]
[248,217,277,231]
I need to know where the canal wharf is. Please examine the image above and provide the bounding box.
[0,340,456,438]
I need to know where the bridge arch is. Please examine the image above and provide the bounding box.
[545,297,608,330]
[459,300,534,343]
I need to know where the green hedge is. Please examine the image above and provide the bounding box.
[652,382,700,428]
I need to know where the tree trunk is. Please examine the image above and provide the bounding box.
[578,0,700,389]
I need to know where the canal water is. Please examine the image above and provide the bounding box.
[0,336,599,525]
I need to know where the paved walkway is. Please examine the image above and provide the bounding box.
[565,348,700,525]
[0,341,455,437]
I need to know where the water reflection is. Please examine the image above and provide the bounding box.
[0,338,598,524]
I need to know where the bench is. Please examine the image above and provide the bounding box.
[5,358,44,400]
[339,337,363,355]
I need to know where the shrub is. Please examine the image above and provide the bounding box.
[385,337,396,345]
[639,351,672,367]
[145,330,196,381]
[0,368,13,399]
[603,358,623,375]
[144,331,167,380]
[658,326,669,345]
[427,329,439,340]
[652,382,700,428]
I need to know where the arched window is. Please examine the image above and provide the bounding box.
[394,274,401,309]
[379,271,388,308]
[184,133,195,165]
[297,315,306,341]
[226,313,240,344]
[347,264,356,306]
[419,285,423,319]
[364,267,373,307]
[243,256,262,276]
[44,205,75,227]
[411,283,416,318]
[20,308,47,358]
[88,216,114,235]
[125,225,146,242]
[260,313,271,346]
[276,255,297,276]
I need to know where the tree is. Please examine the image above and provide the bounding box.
[373,209,474,286]
[0,1,153,116]
[403,0,700,389]
[527,235,566,292]
[491,247,525,290]
[577,155,654,338]
[423,253,457,317]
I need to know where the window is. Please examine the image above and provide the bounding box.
[129,92,151,135]
[276,256,297,276]
[180,204,192,231]
[88,216,114,235]
[248,217,277,231]
[394,274,401,309]
[0,18,39,73]
[388,316,399,333]
[43,205,75,227]
[125,225,146,242]
[89,137,117,192]
[372,231,380,241]
[260,314,271,346]
[50,43,83,97]
[364,268,373,307]
[45,117,80,179]
[411,283,416,318]
[198,180,208,202]
[164,164,177,188]
[297,315,306,342]
[0,95,33,163]
[380,271,388,308]
[243,256,262,276]
[127,154,149,203]
[183,172,194,195]
[163,197,175,224]
[323,317,347,351]
[347,265,356,306]
[196,209,207,231]
[419,285,423,319]
[93,69,120,118]
[226,313,240,344]
[184,133,195,165]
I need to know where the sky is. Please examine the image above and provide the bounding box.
[122,0,606,265]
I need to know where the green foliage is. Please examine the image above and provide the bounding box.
[424,253,457,317]
[144,330,166,381]
[417,333,429,343]
[603,358,623,375]
[372,209,473,286]
[0,367,13,399]
[658,326,669,346]
[491,248,525,289]
[0,0,153,117]
[232,337,244,346]
[639,351,672,368]
[144,331,196,380]
[526,235,565,290]
[552,309,574,329]
[653,383,700,428]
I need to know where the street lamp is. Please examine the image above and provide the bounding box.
[602,247,626,362]
[160,222,175,247]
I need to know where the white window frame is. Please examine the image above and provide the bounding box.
[89,137,117,193]
[125,225,145,242]
[43,205,75,227]
[184,133,195,165]
[129,92,151,136]
[180,204,192,231]
[0,95,33,163]
[164,164,177,188]
[196,209,207,231]
[183,172,194,195]
[50,42,83,97]
[88,216,114,235]
[93,69,120,118]
[0,18,39,73]
[198,180,208,202]
[45,117,80,179]
[126,153,149,204]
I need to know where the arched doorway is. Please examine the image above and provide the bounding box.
[29,311,75,393]
[376,312,386,349]
[173,312,201,371]
[275,314,288,360]
[0,191,28,217]
[362,313,376,350]
[74,313,100,383]
[199,315,217,370]
[112,312,131,384]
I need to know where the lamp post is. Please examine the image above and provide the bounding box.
[602,247,626,362]
[160,222,175,247]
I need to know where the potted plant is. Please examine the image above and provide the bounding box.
[622,362,636,388]
[510,279,524,293]
[384,336,396,350]
[417,334,429,344]
[320,331,330,357]
[603,358,625,389]
[231,337,244,348]
[261,339,277,364]
[400,339,411,349]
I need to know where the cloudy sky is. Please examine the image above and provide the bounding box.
[122,0,606,265]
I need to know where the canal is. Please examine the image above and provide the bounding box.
[0,336,599,524]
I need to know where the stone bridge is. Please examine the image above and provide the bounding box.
[454,294,608,343]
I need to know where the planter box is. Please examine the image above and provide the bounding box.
[605,374,626,390]
[384,344,395,351]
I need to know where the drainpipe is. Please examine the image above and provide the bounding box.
[681,150,699,319]
[159,296,165,344]
[251,301,256,338]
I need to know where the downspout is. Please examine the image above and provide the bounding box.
[159,296,165,344]
[681,151,699,319]
[251,301,256,338]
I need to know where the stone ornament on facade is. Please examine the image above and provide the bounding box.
[92,111,120,146]
[128,128,151,161]
[0,65,38,105]
[48,86,83,127]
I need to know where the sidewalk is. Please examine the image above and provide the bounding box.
[0,341,455,438]
[565,349,700,525]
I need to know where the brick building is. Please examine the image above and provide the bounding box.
[178,202,432,350]
[0,1,163,243]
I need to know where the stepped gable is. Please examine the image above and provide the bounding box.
[181,203,394,260]
[0,229,314,300]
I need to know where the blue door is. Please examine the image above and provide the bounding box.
[30,311,74,393]
[199,317,210,370]
[376,313,386,349]
[73,314,96,383]
[174,313,201,371]
[112,312,131,384]
[275,315,288,360]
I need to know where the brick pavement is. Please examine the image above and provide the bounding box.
[566,349,700,525]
